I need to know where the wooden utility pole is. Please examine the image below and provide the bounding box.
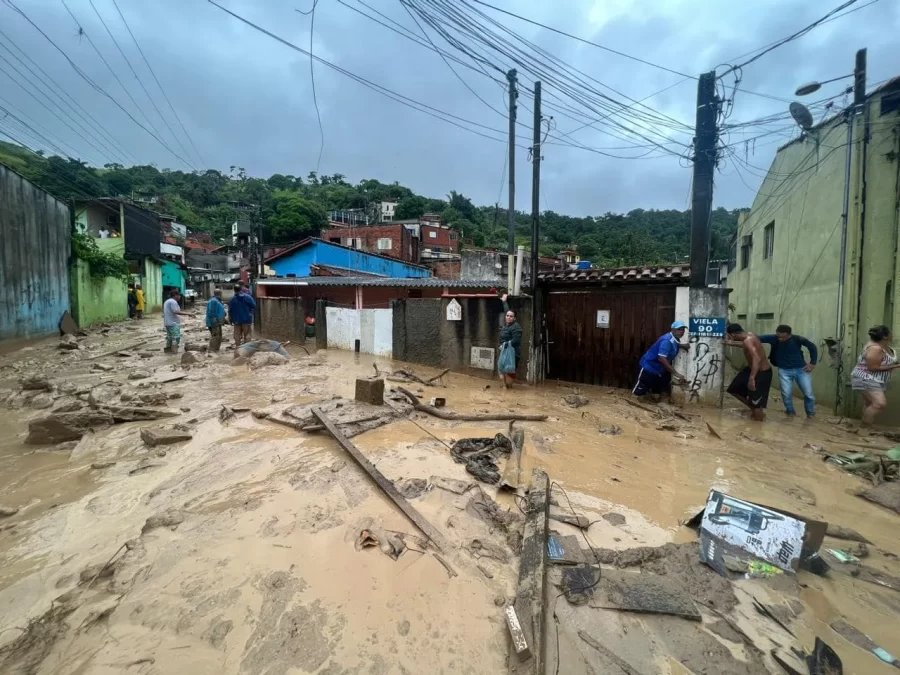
[506,69,517,293]
[530,81,541,288]
[689,71,718,288]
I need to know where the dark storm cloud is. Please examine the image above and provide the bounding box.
[1,0,896,215]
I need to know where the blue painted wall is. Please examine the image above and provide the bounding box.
[161,260,186,293]
[270,240,431,278]
[0,164,72,340]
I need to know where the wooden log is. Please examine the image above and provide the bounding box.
[397,388,547,422]
[311,407,448,552]
[85,340,152,360]
[508,469,550,675]
[622,398,660,415]
[500,422,524,492]
[426,368,451,384]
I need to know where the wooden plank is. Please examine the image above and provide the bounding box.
[500,423,524,492]
[508,469,550,675]
[310,407,448,553]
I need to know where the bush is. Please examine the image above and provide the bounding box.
[71,232,131,282]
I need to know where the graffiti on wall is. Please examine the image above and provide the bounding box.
[688,336,721,402]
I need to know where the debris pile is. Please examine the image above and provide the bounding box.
[450,434,512,485]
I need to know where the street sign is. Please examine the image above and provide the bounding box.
[690,317,726,338]
[446,298,461,321]
[596,310,610,328]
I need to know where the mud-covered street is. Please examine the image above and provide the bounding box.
[1,317,899,674]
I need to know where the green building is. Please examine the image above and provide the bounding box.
[728,77,900,419]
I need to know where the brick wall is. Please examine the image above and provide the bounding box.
[428,260,462,279]
[322,224,414,262]
[421,224,459,253]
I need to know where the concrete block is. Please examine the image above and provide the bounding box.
[355,378,384,406]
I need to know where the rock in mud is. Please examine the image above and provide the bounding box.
[88,383,122,407]
[598,424,622,435]
[26,411,113,445]
[57,382,77,395]
[858,481,900,515]
[127,369,151,380]
[249,352,288,370]
[29,393,54,410]
[58,334,80,350]
[90,461,117,470]
[183,342,208,353]
[142,509,185,533]
[563,394,589,408]
[181,351,202,366]
[19,374,52,391]
[0,505,20,517]
[602,512,627,526]
[137,392,168,406]
[91,363,114,373]
[52,399,83,413]
[79,561,117,583]
[396,477,429,499]
[140,427,193,447]
[201,617,233,649]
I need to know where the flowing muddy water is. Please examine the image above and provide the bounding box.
[0,320,898,674]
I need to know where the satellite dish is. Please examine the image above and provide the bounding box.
[790,102,814,131]
[795,81,821,97]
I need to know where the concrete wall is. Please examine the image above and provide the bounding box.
[143,259,163,313]
[270,240,431,279]
[325,307,393,356]
[70,238,129,327]
[256,297,306,342]
[0,164,72,340]
[460,249,531,285]
[678,287,727,407]
[727,83,900,418]
[161,260,186,293]
[186,251,229,272]
[392,296,532,380]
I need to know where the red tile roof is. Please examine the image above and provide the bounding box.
[537,265,689,284]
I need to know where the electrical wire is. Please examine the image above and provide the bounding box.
[109,0,205,166]
[306,0,325,173]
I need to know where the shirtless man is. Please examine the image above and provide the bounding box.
[724,323,773,421]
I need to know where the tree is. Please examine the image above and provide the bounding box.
[268,191,327,242]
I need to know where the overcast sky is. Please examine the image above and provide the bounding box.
[0,0,897,216]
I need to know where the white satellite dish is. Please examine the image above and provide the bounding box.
[790,102,814,131]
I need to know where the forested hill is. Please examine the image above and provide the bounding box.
[0,141,743,266]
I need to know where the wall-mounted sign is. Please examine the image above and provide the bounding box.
[690,317,726,338]
[596,310,610,328]
[446,298,462,321]
[470,346,495,370]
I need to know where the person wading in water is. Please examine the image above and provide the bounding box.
[499,294,522,388]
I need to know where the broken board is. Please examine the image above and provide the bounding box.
[547,534,586,565]
[590,569,700,621]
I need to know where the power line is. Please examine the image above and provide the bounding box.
[1,0,195,168]
[109,0,205,166]
[306,0,325,173]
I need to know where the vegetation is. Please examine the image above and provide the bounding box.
[71,232,131,282]
[1,141,744,266]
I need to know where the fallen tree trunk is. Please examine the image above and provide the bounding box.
[397,388,547,422]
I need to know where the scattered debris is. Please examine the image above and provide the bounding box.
[825,524,871,544]
[219,405,235,423]
[432,552,457,578]
[129,458,163,475]
[598,424,622,435]
[355,377,384,405]
[142,510,185,533]
[467,538,509,563]
[549,512,591,529]
[477,563,494,579]
[857,481,900,515]
[578,630,644,675]
[58,310,78,335]
[181,352,202,366]
[91,363,114,373]
[830,618,900,668]
[183,343,207,353]
[560,565,597,606]
[249,352,289,370]
[706,421,723,440]
[0,505,20,518]
[499,424,523,492]
[751,597,795,637]
[396,478,429,499]
[25,411,113,445]
[451,434,512,485]
[58,335,81,350]
[602,512,626,526]
[330,459,346,473]
[429,476,475,495]
[127,370,151,380]
[311,407,448,552]
[90,462,116,470]
[547,534,586,565]
[505,605,531,662]
[397,387,548,422]
[591,568,700,620]
[356,528,406,560]
[562,394,589,408]
[140,427,193,447]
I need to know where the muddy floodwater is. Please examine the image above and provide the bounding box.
[0,317,898,674]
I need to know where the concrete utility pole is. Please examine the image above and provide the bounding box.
[689,70,719,288]
[506,68,517,293]
[530,81,541,291]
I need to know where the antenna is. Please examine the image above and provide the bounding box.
[789,102,814,131]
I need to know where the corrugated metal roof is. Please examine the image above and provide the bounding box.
[257,276,498,288]
[537,265,689,284]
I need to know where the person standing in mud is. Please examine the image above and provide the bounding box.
[206,289,226,352]
[632,321,688,403]
[851,325,899,427]
[228,284,256,353]
[163,289,191,353]
[127,286,138,319]
[499,294,522,388]
[759,324,818,418]
[135,284,145,319]
[724,323,773,421]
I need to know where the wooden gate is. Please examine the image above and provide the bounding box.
[545,285,677,388]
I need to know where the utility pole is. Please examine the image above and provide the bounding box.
[506,68,517,293]
[530,81,541,291]
[689,70,718,288]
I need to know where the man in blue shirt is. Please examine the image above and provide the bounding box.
[759,324,818,417]
[205,289,226,352]
[228,284,257,353]
[632,321,688,402]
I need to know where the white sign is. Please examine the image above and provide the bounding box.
[446,298,462,321]
[596,310,610,328]
[470,346,495,370]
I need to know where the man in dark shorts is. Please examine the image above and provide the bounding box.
[724,323,773,421]
[632,321,688,402]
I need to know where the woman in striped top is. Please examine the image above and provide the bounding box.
[851,325,899,425]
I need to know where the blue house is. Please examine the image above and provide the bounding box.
[266,238,431,279]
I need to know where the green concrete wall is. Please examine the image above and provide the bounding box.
[71,238,128,327]
[143,259,163,313]
[161,260,185,294]
[728,86,900,420]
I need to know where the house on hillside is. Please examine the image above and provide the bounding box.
[266,238,431,280]
[321,223,419,263]
[727,76,900,419]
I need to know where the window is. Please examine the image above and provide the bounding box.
[737,314,747,320]
[740,234,753,270]
[449,232,457,241]
[756,312,775,320]
[376,238,392,250]
[204,263,211,270]
[763,222,775,259]
[329,237,341,244]
[429,230,438,239]
[342,237,363,249]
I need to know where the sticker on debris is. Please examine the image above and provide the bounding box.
[693,490,826,576]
